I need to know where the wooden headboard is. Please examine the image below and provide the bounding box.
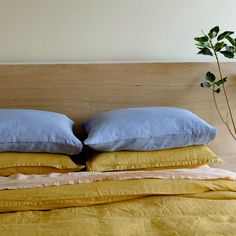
[0,63,236,171]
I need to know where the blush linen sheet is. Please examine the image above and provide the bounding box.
[1,167,236,235]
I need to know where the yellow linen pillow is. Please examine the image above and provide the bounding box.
[0,152,84,176]
[86,145,222,172]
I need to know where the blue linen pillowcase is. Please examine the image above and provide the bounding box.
[83,107,216,151]
[0,109,82,155]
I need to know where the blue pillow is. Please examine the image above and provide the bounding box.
[0,109,82,154]
[84,107,216,151]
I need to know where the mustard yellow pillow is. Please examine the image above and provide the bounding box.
[0,152,84,176]
[86,145,222,172]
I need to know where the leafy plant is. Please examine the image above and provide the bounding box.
[194,26,236,140]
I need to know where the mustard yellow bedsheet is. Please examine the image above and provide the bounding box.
[1,178,236,235]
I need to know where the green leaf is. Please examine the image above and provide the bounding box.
[214,88,221,93]
[220,50,234,58]
[194,36,209,42]
[208,26,220,38]
[226,35,236,46]
[214,42,226,52]
[217,31,234,41]
[205,71,216,82]
[195,42,209,48]
[215,78,227,86]
[198,48,213,56]
[200,82,211,88]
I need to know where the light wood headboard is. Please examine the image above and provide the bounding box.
[0,63,236,171]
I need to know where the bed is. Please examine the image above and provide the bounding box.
[0,63,236,235]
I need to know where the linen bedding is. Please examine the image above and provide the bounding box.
[1,167,236,236]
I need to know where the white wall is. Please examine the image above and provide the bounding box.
[0,0,236,63]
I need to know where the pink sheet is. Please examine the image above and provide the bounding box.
[1,166,236,190]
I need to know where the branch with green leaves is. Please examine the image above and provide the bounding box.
[194,26,236,140]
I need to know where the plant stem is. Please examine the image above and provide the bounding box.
[215,54,236,135]
[210,40,236,136]
[212,91,236,140]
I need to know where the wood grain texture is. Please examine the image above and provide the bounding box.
[0,63,235,171]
